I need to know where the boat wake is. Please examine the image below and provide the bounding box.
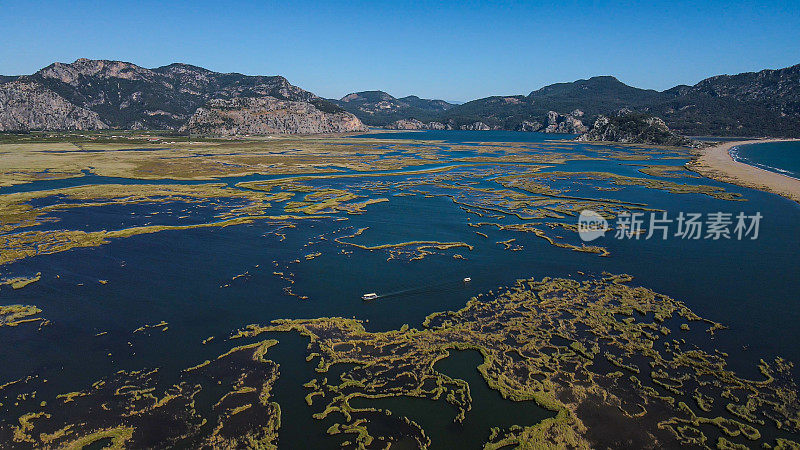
[364,276,472,301]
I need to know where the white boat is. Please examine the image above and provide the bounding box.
[463,277,471,282]
[362,293,378,301]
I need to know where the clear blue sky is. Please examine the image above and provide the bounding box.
[3,0,799,102]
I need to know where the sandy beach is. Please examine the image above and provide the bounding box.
[687,138,800,203]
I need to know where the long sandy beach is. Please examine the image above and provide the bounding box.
[688,139,800,203]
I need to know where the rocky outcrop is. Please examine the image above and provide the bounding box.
[385,118,426,130]
[385,118,452,130]
[0,80,107,131]
[577,112,696,147]
[516,120,543,132]
[426,121,450,130]
[544,110,588,134]
[181,97,367,135]
[460,121,492,131]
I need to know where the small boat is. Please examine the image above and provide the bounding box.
[362,293,378,301]
[463,277,471,282]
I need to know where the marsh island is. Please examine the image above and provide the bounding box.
[0,130,798,448]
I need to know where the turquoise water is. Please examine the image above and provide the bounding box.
[1,131,799,447]
[732,141,800,179]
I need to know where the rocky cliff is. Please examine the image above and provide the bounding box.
[385,118,453,130]
[516,120,543,132]
[543,110,587,133]
[0,58,355,133]
[459,121,494,131]
[181,97,367,135]
[0,80,107,131]
[577,112,695,146]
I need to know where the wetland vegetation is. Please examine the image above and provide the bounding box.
[0,130,797,448]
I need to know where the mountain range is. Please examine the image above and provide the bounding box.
[1,59,798,137]
[0,59,366,134]
[337,65,800,137]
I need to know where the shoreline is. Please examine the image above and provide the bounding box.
[687,138,800,203]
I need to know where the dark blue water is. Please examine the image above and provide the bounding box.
[1,131,798,447]
[732,141,800,179]
[355,129,577,143]
[4,167,796,377]
[350,349,554,449]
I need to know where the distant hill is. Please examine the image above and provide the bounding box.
[0,59,364,134]
[332,77,664,130]
[527,76,663,115]
[336,77,662,130]
[440,66,800,137]
[330,90,454,126]
[353,65,800,137]
[650,64,800,137]
[2,60,798,137]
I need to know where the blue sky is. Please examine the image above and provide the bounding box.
[2,0,799,102]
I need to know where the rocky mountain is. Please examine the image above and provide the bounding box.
[374,64,800,137]
[0,58,363,134]
[331,91,454,126]
[577,111,695,147]
[356,77,658,131]
[0,79,108,131]
[433,77,666,132]
[670,64,800,112]
[651,64,800,137]
[3,60,798,136]
[181,97,367,135]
